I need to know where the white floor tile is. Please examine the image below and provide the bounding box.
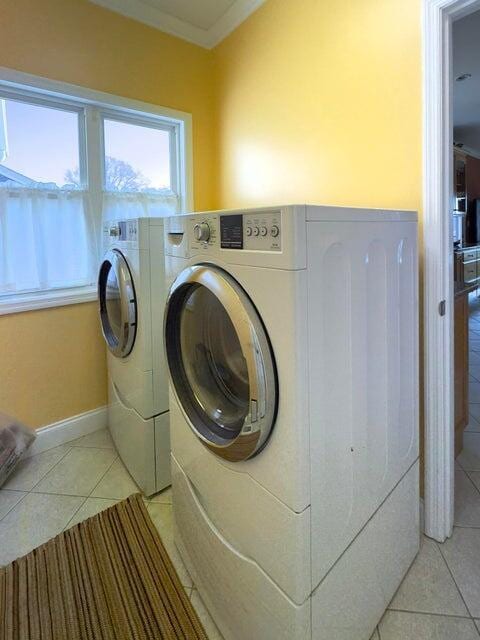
[470,366,480,383]
[70,429,115,449]
[466,415,480,433]
[470,352,480,366]
[458,433,480,471]
[33,447,117,497]
[470,404,480,424]
[389,536,468,616]
[0,490,26,520]
[65,497,119,529]
[0,492,83,566]
[470,340,480,353]
[471,384,480,404]
[378,611,479,639]
[455,470,480,527]
[190,590,224,640]
[466,471,480,496]
[441,527,480,617]
[3,445,71,491]
[148,486,172,504]
[147,502,193,589]
[91,458,139,500]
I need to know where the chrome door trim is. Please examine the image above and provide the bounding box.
[98,249,137,358]
[164,264,278,461]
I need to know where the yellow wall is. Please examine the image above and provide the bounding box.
[212,0,423,482]
[0,0,215,429]
[0,304,107,428]
[0,0,423,430]
[213,0,422,213]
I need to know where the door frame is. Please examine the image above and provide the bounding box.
[423,0,480,541]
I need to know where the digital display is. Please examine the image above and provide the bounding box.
[220,214,243,249]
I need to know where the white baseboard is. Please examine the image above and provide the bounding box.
[26,406,108,457]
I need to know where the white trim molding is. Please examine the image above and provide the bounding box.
[0,286,97,316]
[88,0,265,49]
[26,406,108,457]
[423,0,480,542]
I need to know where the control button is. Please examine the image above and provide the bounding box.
[271,225,280,238]
[193,222,211,243]
[246,226,253,237]
[109,224,119,237]
[253,226,260,237]
[260,226,268,237]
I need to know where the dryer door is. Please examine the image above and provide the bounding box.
[165,264,278,462]
[98,249,137,358]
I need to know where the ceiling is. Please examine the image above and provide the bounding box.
[89,0,265,48]
[453,10,480,152]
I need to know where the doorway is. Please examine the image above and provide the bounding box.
[423,0,480,542]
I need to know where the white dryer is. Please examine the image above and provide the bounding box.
[163,205,419,640]
[98,217,170,496]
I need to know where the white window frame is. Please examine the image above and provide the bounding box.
[0,67,193,316]
[100,110,179,196]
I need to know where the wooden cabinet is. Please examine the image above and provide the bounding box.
[454,248,480,289]
[454,292,469,457]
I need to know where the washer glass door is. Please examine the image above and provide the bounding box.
[98,249,137,358]
[165,265,277,461]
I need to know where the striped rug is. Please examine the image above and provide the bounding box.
[0,494,208,639]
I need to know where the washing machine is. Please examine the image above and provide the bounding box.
[98,217,170,496]
[163,204,419,640]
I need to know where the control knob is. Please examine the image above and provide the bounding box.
[271,225,280,238]
[194,222,211,243]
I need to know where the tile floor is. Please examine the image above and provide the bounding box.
[3,301,480,639]
[0,428,222,639]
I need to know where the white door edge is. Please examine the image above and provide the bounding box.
[423,0,480,541]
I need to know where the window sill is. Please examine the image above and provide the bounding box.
[0,286,98,316]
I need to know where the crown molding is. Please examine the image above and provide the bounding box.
[89,0,265,49]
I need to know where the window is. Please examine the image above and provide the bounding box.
[0,97,91,300]
[0,73,190,314]
[103,117,172,192]
[2,99,81,187]
[101,114,180,221]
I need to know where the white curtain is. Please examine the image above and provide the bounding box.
[0,188,97,295]
[102,191,179,223]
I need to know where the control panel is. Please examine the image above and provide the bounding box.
[103,219,138,245]
[241,211,281,251]
[189,211,281,252]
